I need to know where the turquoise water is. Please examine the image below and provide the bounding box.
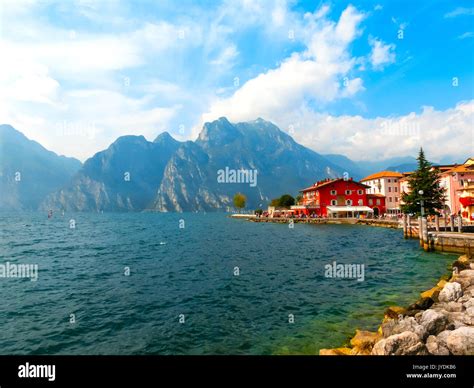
[0,212,456,355]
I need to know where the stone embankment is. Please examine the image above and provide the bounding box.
[320,255,474,355]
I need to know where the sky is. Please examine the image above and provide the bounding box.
[0,0,472,162]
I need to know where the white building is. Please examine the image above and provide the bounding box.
[361,171,403,214]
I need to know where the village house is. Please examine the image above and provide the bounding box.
[360,171,403,215]
[293,178,375,218]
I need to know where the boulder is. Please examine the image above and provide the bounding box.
[381,317,425,340]
[408,297,434,311]
[437,279,448,288]
[384,306,406,320]
[446,327,474,355]
[371,331,428,355]
[426,335,450,356]
[452,259,471,272]
[439,282,463,303]
[419,309,448,337]
[350,330,381,352]
[420,287,441,302]
[444,301,464,312]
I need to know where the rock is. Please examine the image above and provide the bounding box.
[452,259,471,272]
[445,301,464,312]
[381,317,425,340]
[426,335,450,355]
[446,327,474,355]
[420,310,448,337]
[466,306,474,318]
[350,330,381,352]
[384,306,407,320]
[445,311,473,327]
[420,287,441,302]
[408,297,434,311]
[439,282,463,303]
[319,347,352,356]
[371,331,428,355]
[349,346,371,355]
[437,279,448,288]
[464,298,474,309]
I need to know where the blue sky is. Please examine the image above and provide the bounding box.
[0,0,472,162]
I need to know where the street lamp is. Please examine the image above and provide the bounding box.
[418,190,424,217]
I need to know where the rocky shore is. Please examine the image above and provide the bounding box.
[320,254,474,356]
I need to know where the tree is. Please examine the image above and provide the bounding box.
[233,193,246,210]
[401,148,446,216]
[296,194,303,204]
[270,194,295,208]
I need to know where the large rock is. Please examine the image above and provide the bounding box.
[384,306,407,320]
[420,309,448,337]
[426,335,450,356]
[381,317,425,339]
[350,330,381,352]
[371,331,428,355]
[446,327,474,355]
[439,282,463,303]
[420,287,441,302]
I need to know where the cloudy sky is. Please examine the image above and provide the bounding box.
[0,0,472,162]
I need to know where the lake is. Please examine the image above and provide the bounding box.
[0,212,457,354]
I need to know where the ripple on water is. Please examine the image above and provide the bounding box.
[0,212,457,355]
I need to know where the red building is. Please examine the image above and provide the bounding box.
[294,178,382,218]
[367,194,386,217]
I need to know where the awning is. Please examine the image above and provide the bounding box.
[326,206,374,212]
[460,196,474,207]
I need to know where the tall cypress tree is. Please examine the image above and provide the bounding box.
[401,148,446,216]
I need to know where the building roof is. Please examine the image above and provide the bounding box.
[300,178,369,192]
[447,164,474,174]
[361,171,404,182]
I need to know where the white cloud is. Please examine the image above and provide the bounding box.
[201,5,366,128]
[368,37,396,70]
[278,100,474,162]
[444,7,474,18]
[458,31,474,39]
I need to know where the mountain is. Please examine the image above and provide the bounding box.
[323,154,419,179]
[41,132,180,211]
[153,117,344,211]
[41,117,345,212]
[0,124,82,210]
[322,154,367,180]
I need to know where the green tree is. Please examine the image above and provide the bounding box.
[270,194,295,208]
[233,193,246,210]
[401,148,446,216]
[295,194,303,204]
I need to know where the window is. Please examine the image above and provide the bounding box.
[369,199,373,205]
[394,187,398,192]
[395,197,399,202]
[330,190,337,195]
[346,199,352,206]
[357,190,363,195]
[394,179,398,183]
[388,187,392,192]
[358,199,363,206]
[331,200,337,206]
[345,190,352,195]
[388,179,391,183]
[376,199,380,205]
[389,197,393,202]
